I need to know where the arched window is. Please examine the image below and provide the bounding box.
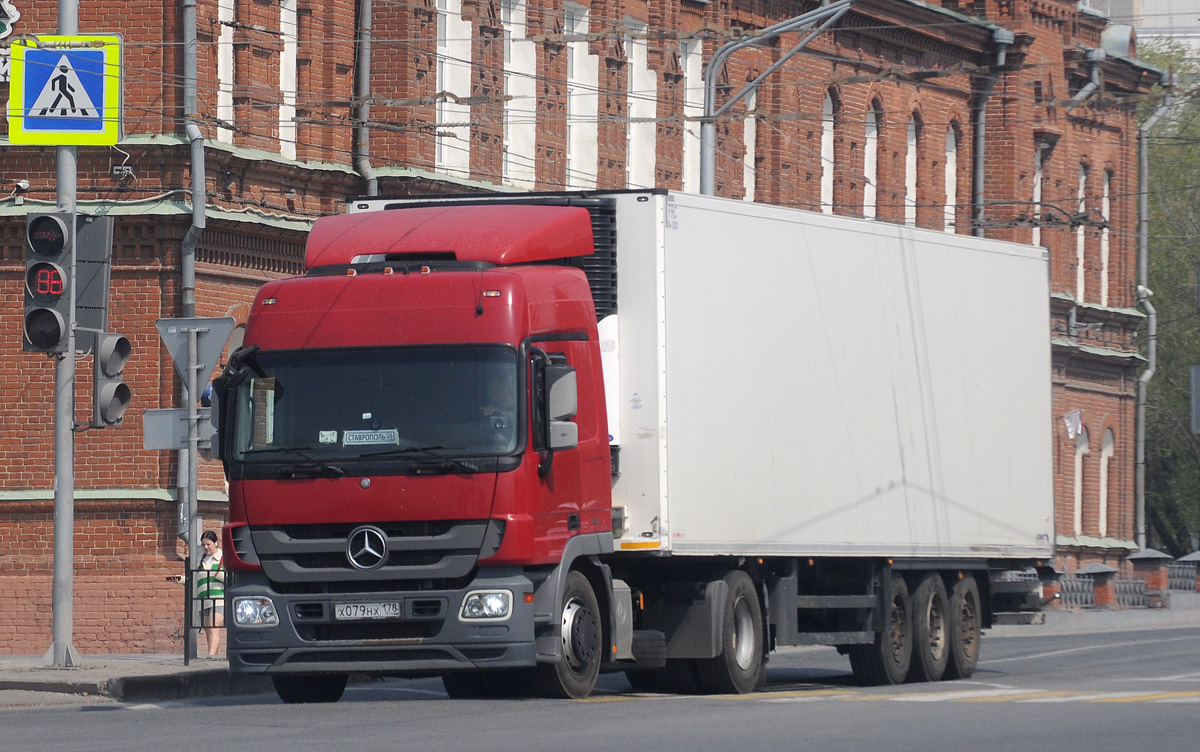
[864,101,881,219]
[1076,163,1089,301]
[1031,143,1050,247]
[1100,170,1112,306]
[742,89,757,201]
[1074,426,1090,537]
[943,124,959,233]
[1099,429,1114,538]
[820,92,836,214]
[905,113,921,226]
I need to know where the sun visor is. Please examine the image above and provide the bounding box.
[305,205,595,270]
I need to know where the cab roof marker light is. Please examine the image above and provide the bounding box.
[483,290,501,297]
[383,267,394,275]
[346,268,357,277]
[421,266,431,275]
[261,298,277,306]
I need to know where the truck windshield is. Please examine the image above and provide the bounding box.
[229,346,520,461]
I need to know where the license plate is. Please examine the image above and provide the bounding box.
[334,601,402,621]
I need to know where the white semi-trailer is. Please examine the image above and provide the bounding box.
[218,190,1054,702]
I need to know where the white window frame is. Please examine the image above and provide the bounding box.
[680,38,702,193]
[943,126,958,232]
[502,0,536,189]
[625,19,656,189]
[436,0,472,177]
[820,93,835,214]
[280,0,298,160]
[864,103,879,219]
[904,114,919,226]
[742,89,757,202]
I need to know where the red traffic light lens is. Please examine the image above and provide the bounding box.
[24,308,65,350]
[27,215,68,256]
[27,262,65,303]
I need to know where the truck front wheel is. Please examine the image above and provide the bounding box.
[534,570,602,698]
[696,571,764,694]
[944,575,982,680]
[272,673,348,704]
[848,575,912,686]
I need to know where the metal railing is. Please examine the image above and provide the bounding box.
[1168,562,1198,591]
[1058,575,1095,608]
[1114,578,1148,609]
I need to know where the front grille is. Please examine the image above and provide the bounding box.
[251,521,491,584]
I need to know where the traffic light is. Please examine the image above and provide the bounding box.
[93,331,131,426]
[23,212,73,353]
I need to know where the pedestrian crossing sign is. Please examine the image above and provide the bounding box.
[7,34,122,145]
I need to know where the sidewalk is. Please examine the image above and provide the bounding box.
[2,592,1198,704]
[0,654,270,704]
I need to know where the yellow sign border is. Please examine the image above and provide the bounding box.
[7,34,123,146]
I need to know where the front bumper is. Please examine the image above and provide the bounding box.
[227,568,536,676]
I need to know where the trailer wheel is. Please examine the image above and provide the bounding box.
[534,571,602,698]
[272,673,348,704]
[848,575,912,686]
[907,574,949,683]
[944,575,982,680]
[696,571,764,694]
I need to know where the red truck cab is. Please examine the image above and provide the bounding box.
[217,204,614,701]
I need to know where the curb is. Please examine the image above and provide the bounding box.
[0,669,273,703]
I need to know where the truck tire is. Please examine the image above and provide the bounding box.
[533,571,603,698]
[848,575,912,686]
[907,574,949,683]
[695,571,764,694]
[272,673,348,704]
[944,575,982,680]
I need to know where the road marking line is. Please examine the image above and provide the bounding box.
[960,690,1080,702]
[889,689,1030,702]
[1089,692,1200,703]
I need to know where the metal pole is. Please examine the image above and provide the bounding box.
[44,0,82,670]
[186,328,201,660]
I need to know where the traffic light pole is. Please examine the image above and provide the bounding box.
[45,0,82,668]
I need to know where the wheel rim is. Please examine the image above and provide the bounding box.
[958,591,979,658]
[731,595,756,671]
[927,595,946,662]
[560,598,598,673]
[888,596,907,662]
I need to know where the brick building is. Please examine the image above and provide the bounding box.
[0,0,1161,653]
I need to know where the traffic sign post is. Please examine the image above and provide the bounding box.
[155,317,234,662]
[6,34,123,146]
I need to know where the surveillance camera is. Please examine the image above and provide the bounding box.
[1137,285,1153,298]
[13,179,30,194]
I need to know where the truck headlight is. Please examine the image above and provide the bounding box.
[460,590,512,621]
[233,596,279,627]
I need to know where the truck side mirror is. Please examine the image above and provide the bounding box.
[208,384,222,460]
[545,364,578,451]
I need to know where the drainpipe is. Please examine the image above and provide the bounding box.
[181,0,203,318]
[1064,47,1104,113]
[1135,78,1173,550]
[972,28,1013,237]
[354,0,378,196]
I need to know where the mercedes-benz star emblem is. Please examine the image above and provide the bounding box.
[346,525,388,571]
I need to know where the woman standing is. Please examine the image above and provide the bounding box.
[197,530,226,658]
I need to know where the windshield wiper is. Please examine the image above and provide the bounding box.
[359,444,479,474]
[242,446,346,478]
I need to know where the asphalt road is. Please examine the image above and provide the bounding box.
[4,626,1199,752]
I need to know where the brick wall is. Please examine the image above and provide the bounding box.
[0,0,1160,652]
